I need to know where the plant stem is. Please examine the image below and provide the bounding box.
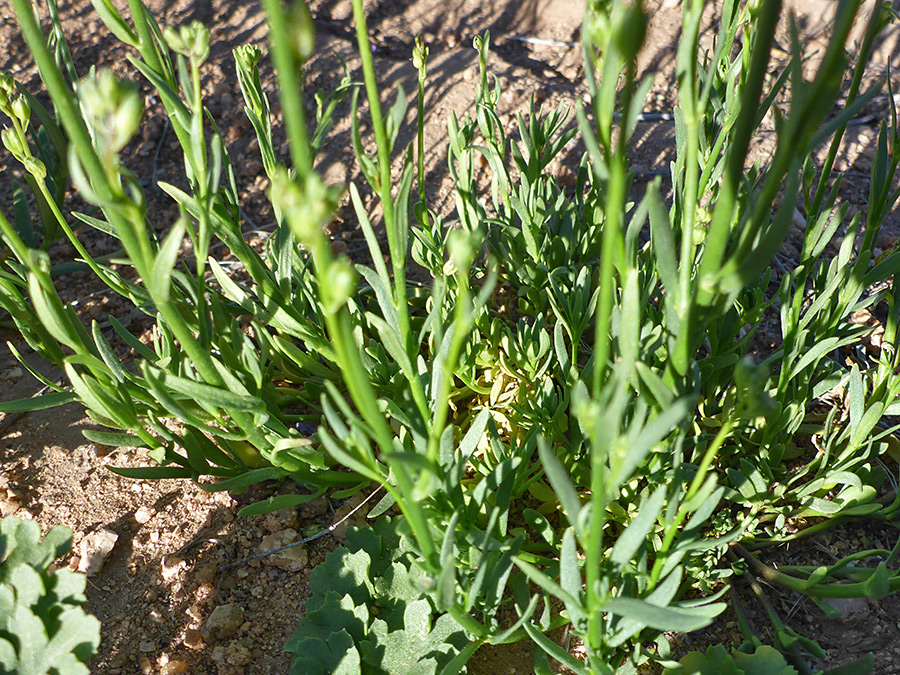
[350,0,414,363]
[258,0,313,175]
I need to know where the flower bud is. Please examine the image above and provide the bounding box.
[288,2,315,64]
[10,95,30,127]
[692,206,711,245]
[323,257,358,313]
[412,36,429,74]
[445,228,479,278]
[23,155,46,181]
[1,126,25,157]
[611,3,647,62]
[269,168,340,247]
[187,23,210,63]
[235,44,262,70]
[0,72,15,109]
[164,21,210,63]
[77,69,143,158]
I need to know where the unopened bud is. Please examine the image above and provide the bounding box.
[288,2,315,64]
[23,155,46,181]
[164,21,210,63]
[1,127,25,157]
[412,36,429,74]
[269,168,340,246]
[323,258,357,313]
[446,228,478,277]
[0,72,14,108]
[77,69,143,158]
[10,96,30,127]
[235,44,262,69]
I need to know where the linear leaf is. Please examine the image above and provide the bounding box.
[0,391,77,412]
[537,437,581,528]
[601,596,724,633]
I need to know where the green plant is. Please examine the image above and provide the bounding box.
[2,0,900,672]
[662,643,873,675]
[0,516,100,674]
[285,517,472,674]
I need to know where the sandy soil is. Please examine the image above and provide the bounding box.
[1,0,900,673]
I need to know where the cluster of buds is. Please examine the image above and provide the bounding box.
[163,21,210,65]
[269,167,356,313]
[234,45,265,118]
[76,69,143,171]
[412,36,429,77]
[584,0,647,64]
[0,71,45,180]
[270,167,341,248]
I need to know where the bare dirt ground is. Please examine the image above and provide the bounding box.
[1,0,900,673]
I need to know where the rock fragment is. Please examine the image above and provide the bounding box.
[258,529,307,571]
[202,604,244,643]
[77,527,118,576]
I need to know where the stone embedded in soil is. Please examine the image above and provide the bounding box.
[134,506,154,524]
[225,644,252,666]
[77,527,118,576]
[202,604,245,643]
[160,661,189,675]
[161,554,186,580]
[258,529,307,571]
[0,493,20,517]
[183,628,204,650]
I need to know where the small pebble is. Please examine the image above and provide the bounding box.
[161,660,189,674]
[183,628,204,651]
[202,604,245,643]
[134,506,154,524]
[77,528,118,576]
[161,555,185,581]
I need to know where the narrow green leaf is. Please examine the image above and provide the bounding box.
[601,596,724,632]
[149,218,186,302]
[0,391,77,412]
[537,437,581,528]
[107,465,194,479]
[238,491,326,517]
[611,486,666,565]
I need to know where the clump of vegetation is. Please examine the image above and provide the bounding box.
[2,0,900,671]
[0,516,100,675]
